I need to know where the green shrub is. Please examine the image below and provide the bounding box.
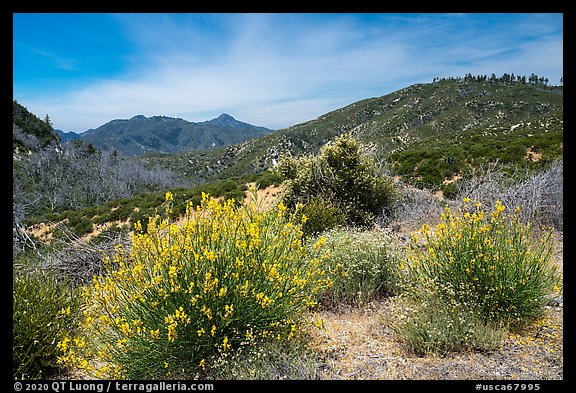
[13,271,80,379]
[321,229,400,306]
[403,198,559,328]
[57,192,332,379]
[255,170,282,189]
[441,182,458,199]
[393,295,505,356]
[278,134,396,231]
[292,197,346,237]
[73,217,94,237]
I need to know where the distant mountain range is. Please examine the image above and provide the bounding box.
[55,113,274,156]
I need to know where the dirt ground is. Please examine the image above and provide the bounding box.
[308,299,562,380]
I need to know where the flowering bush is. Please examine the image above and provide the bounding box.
[403,198,559,328]
[57,192,332,379]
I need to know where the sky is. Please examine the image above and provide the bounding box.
[13,13,563,133]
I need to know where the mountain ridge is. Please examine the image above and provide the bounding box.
[141,78,562,185]
[55,113,274,156]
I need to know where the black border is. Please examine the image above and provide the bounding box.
[6,2,572,391]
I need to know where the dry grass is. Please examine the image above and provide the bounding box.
[308,298,562,380]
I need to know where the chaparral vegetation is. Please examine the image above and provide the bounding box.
[13,75,563,380]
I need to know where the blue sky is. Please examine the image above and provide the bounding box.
[13,13,563,132]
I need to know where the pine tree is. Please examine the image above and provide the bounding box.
[44,114,53,130]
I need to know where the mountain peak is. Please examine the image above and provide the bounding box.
[217,113,235,121]
[205,113,242,127]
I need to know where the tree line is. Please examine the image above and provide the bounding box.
[432,72,561,86]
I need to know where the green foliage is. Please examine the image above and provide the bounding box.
[253,170,282,189]
[57,193,332,379]
[279,134,396,234]
[321,229,400,306]
[392,296,505,356]
[403,199,559,329]
[13,270,80,379]
[13,100,60,150]
[393,198,560,355]
[441,182,458,199]
[26,177,254,239]
[390,129,563,190]
[292,197,346,237]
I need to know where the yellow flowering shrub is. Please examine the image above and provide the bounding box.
[404,198,559,328]
[57,192,332,379]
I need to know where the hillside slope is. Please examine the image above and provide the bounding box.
[141,78,563,185]
[13,100,60,153]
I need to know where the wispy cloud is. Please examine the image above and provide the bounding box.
[14,41,78,71]
[15,13,563,132]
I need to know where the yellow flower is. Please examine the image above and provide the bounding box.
[200,305,213,319]
[313,236,326,250]
[60,306,71,316]
[222,336,231,351]
[165,191,174,202]
[57,337,70,352]
[119,322,131,335]
[301,214,309,223]
[224,304,234,318]
[199,359,206,369]
[167,324,177,342]
[134,220,143,233]
[74,337,86,348]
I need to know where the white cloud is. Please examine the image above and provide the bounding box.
[16,13,563,132]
